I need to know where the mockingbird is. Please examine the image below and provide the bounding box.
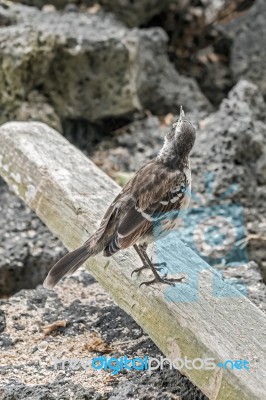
[44,108,196,289]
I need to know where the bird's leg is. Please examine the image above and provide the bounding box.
[139,244,167,272]
[132,244,166,277]
[132,244,152,276]
[132,245,184,286]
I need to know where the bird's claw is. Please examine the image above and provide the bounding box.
[139,275,185,288]
[131,265,148,277]
[131,262,167,277]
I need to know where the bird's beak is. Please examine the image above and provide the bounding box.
[178,106,185,122]
[172,106,185,134]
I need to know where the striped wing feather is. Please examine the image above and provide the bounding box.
[100,161,187,256]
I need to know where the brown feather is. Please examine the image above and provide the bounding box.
[43,245,94,289]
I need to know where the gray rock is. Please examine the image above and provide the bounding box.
[0,1,17,25]
[0,180,66,296]
[99,0,185,27]
[203,0,227,22]
[0,1,210,128]
[135,28,212,114]
[12,0,79,9]
[91,115,168,175]
[0,4,139,124]
[0,333,14,348]
[256,152,266,185]
[227,0,266,97]
[13,1,185,27]
[190,80,266,281]
[195,39,233,106]
[0,309,5,332]
[15,91,62,132]
[2,381,104,400]
[192,79,266,205]
[223,261,266,312]
[108,371,207,400]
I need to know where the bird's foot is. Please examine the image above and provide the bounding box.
[131,262,167,277]
[139,274,185,288]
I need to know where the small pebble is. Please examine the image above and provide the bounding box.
[13,323,25,330]
[38,341,48,352]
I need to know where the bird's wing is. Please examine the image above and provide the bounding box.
[103,161,188,255]
[85,187,133,247]
[87,160,156,247]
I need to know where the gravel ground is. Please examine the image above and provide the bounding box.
[0,268,208,400]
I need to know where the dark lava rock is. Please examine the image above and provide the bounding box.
[0,1,17,26]
[1,380,105,400]
[0,179,66,296]
[223,261,266,312]
[192,79,266,212]
[135,28,212,115]
[13,0,181,28]
[227,0,266,98]
[13,323,25,330]
[108,370,207,400]
[99,0,181,28]
[190,79,266,281]
[0,333,15,349]
[91,115,168,176]
[0,309,6,332]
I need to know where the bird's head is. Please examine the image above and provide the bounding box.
[158,107,196,164]
[168,107,196,156]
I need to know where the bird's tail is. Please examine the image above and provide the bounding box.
[43,243,96,290]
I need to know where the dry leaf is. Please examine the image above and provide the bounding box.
[160,113,174,126]
[199,120,206,130]
[87,4,101,14]
[208,53,220,63]
[85,334,111,353]
[104,375,116,384]
[41,320,67,336]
